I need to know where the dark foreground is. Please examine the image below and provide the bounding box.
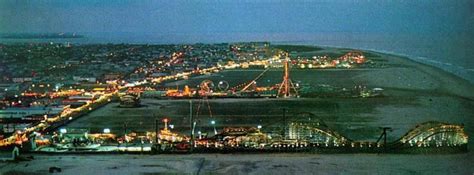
[1,153,473,175]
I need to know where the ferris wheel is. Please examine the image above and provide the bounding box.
[217,80,229,91]
[199,80,214,94]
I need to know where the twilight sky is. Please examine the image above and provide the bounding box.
[1,0,472,37]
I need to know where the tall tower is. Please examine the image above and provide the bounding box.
[277,59,298,98]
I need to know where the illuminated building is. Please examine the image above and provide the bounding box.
[119,94,140,108]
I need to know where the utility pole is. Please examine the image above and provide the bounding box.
[282,108,287,139]
[376,127,392,152]
[123,122,127,135]
[155,117,159,145]
[123,122,128,148]
[189,100,195,149]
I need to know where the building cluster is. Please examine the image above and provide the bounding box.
[131,42,270,82]
[293,51,369,69]
[0,42,272,139]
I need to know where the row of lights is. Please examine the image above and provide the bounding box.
[60,128,111,134]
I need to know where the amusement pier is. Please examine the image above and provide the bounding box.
[0,44,468,155]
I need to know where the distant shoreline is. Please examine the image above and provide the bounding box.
[273,42,474,84]
[0,41,472,84]
[0,33,84,39]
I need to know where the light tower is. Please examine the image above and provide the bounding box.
[277,58,299,98]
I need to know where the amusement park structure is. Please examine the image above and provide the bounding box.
[239,68,269,92]
[157,50,370,99]
[195,80,214,119]
[189,121,468,153]
[22,119,468,154]
[277,59,299,98]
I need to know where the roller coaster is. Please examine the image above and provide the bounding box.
[188,121,468,154]
[23,119,467,154]
[393,121,468,150]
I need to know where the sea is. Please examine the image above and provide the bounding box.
[1,32,473,83]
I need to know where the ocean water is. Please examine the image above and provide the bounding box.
[276,33,474,84]
[1,32,473,83]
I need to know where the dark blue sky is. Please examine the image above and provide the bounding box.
[1,0,474,82]
[1,0,472,37]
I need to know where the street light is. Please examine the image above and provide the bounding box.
[257,125,262,129]
[103,128,111,134]
[211,120,217,135]
[59,128,67,134]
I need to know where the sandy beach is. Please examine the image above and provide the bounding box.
[0,153,473,175]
